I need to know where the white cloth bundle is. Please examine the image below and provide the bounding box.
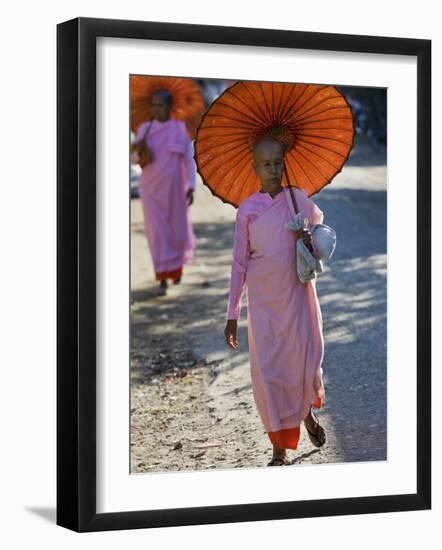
[285,213,337,284]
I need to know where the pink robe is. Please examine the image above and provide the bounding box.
[227,188,325,434]
[132,118,196,276]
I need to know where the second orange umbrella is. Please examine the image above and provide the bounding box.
[131,76,205,138]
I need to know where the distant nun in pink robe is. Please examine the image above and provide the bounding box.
[226,187,325,450]
[132,117,196,283]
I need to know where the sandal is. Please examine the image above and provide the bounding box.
[305,411,326,448]
[267,456,289,466]
[156,281,167,296]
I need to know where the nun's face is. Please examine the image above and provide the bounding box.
[151,95,171,122]
[253,140,285,192]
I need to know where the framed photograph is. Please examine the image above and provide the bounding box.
[57,17,431,532]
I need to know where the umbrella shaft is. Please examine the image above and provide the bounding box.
[284,164,299,214]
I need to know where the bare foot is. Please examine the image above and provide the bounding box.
[268,443,288,466]
[156,280,168,296]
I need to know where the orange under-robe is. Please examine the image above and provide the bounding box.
[155,267,183,282]
[268,397,322,449]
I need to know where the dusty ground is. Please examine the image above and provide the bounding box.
[130,136,387,473]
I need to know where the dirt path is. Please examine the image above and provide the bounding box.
[130,140,387,473]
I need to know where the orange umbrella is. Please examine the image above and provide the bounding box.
[130,76,205,138]
[194,81,355,207]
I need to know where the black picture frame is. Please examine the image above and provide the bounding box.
[57,17,431,532]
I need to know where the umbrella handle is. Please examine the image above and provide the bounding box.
[283,164,299,214]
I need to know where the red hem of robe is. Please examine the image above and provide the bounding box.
[155,267,183,282]
[267,397,322,450]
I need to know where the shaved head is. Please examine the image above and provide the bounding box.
[252,136,285,194]
[252,137,284,163]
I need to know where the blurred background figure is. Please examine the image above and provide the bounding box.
[131,88,196,295]
[130,130,141,198]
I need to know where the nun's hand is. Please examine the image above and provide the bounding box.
[295,228,313,253]
[224,320,239,350]
[186,189,194,206]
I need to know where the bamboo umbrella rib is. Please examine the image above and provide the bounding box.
[292,104,352,126]
[297,137,348,160]
[278,84,308,126]
[198,139,253,167]
[228,85,269,127]
[205,111,261,131]
[267,82,279,126]
[294,88,341,117]
[196,138,250,152]
[220,161,250,198]
[286,149,316,193]
[286,99,344,127]
[274,84,295,124]
[274,85,287,126]
[293,144,333,184]
[210,105,263,130]
[210,100,267,128]
[197,125,252,134]
[292,116,353,128]
[296,131,353,145]
[295,142,342,175]
[298,126,354,135]
[204,146,252,188]
[259,82,273,125]
[283,84,308,116]
[199,140,252,176]
[243,165,259,203]
[286,150,309,190]
[233,160,257,205]
[272,84,298,126]
[285,152,316,197]
[199,133,254,153]
[280,85,325,127]
[203,111,263,130]
[296,142,344,172]
[231,92,268,128]
[293,85,331,116]
[271,84,275,126]
[239,82,272,127]
[301,130,354,142]
[196,129,254,143]
[197,132,251,149]
[292,105,353,128]
[297,126,355,136]
[197,136,253,158]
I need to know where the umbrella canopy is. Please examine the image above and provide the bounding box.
[194,81,355,207]
[130,76,205,138]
